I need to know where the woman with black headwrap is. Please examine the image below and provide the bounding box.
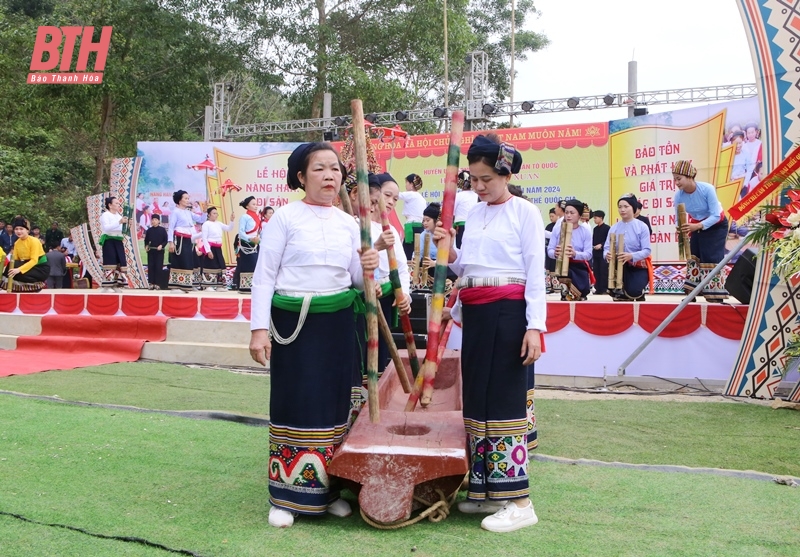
[167,190,202,292]
[234,196,261,293]
[248,142,379,529]
[435,133,545,533]
[1,217,49,292]
[546,198,594,300]
[603,194,652,301]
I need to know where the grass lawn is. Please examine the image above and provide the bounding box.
[1,362,799,556]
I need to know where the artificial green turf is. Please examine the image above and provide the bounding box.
[1,396,799,557]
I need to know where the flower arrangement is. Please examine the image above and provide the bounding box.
[749,182,800,375]
[749,188,800,280]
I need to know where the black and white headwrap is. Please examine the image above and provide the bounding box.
[467,135,523,175]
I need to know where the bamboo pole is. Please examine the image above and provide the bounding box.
[411,233,421,287]
[677,203,690,261]
[377,305,412,394]
[6,250,15,293]
[607,232,617,290]
[419,110,464,407]
[555,220,568,276]
[351,99,380,423]
[615,236,625,290]
[559,223,573,276]
[420,234,431,287]
[405,286,459,412]
[338,186,353,216]
[378,194,420,387]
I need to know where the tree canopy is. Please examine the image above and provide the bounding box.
[0,0,547,228]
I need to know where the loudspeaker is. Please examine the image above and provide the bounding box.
[725,248,757,304]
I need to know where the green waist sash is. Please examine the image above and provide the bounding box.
[403,221,423,240]
[37,255,47,265]
[98,234,123,247]
[272,288,365,315]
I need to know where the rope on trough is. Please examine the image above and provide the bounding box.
[359,488,459,530]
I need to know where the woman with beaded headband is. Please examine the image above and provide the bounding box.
[1,217,50,292]
[98,196,130,291]
[399,173,426,259]
[603,193,651,301]
[435,133,545,533]
[167,190,203,292]
[249,142,379,529]
[672,159,729,301]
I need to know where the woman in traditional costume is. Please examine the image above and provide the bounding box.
[1,217,50,292]
[399,173,426,259]
[249,142,379,529]
[99,196,129,291]
[547,198,594,300]
[167,190,202,292]
[454,170,478,248]
[235,196,261,293]
[603,193,651,301]
[370,173,411,376]
[144,214,168,289]
[437,134,545,533]
[200,206,234,291]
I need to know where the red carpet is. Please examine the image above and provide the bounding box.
[0,315,169,377]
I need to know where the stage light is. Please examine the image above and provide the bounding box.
[395,110,409,121]
[567,97,580,109]
[482,103,497,115]
[365,113,378,124]
[433,107,448,118]
[334,116,349,126]
[521,101,534,112]
[603,94,615,106]
[633,107,649,117]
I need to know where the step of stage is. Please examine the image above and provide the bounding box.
[0,314,42,337]
[141,340,257,369]
[0,334,17,350]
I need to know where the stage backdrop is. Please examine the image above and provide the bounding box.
[136,97,759,268]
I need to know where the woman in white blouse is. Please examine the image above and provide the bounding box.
[437,134,545,533]
[199,206,234,291]
[249,142,379,529]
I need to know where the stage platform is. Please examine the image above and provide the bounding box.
[0,288,753,391]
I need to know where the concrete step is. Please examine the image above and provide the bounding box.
[0,333,17,350]
[141,340,260,369]
[163,318,249,343]
[0,314,41,337]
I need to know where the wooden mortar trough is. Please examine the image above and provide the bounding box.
[328,350,468,526]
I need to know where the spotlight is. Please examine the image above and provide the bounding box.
[395,110,409,121]
[465,54,472,64]
[633,107,649,117]
[365,113,378,124]
[482,103,497,115]
[521,101,534,112]
[433,107,448,118]
[603,94,615,106]
[334,116,349,126]
[323,131,337,141]
[567,97,580,109]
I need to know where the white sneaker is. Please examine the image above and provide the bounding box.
[327,499,352,517]
[206,287,216,292]
[458,500,506,514]
[268,507,297,528]
[480,500,538,533]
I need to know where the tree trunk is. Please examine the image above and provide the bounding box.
[309,0,327,119]
[93,93,114,194]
